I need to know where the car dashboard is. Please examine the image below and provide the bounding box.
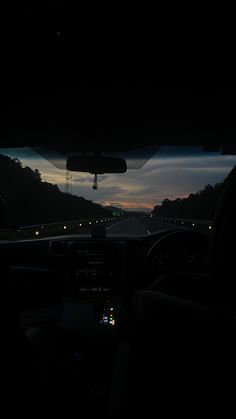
[2,228,209,336]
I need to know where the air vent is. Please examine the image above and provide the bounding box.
[49,240,68,256]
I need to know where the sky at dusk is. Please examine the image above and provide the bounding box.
[1,147,236,212]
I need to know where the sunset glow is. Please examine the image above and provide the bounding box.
[1,147,236,212]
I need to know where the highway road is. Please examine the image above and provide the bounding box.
[79,216,181,236]
[7,215,210,241]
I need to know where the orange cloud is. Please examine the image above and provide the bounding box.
[107,201,154,209]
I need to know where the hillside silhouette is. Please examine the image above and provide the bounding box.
[0,154,111,226]
[152,182,224,220]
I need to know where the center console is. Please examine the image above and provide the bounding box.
[62,240,126,333]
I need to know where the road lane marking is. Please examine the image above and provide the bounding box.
[106,220,126,230]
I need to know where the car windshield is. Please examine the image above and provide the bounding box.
[0,146,235,240]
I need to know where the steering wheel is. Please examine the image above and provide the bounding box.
[144,230,209,291]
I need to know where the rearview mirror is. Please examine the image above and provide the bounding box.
[66,155,127,174]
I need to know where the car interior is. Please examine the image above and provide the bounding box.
[1,29,236,417]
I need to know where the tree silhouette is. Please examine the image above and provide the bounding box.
[0,154,111,226]
[152,182,225,220]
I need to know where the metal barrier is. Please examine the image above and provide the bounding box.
[157,217,213,233]
[1,217,118,240]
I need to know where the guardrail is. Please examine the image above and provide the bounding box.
[0,216,119,240]
[156,217,213,233]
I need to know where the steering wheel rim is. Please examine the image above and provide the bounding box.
[144,229,209,289]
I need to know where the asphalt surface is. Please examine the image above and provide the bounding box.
[79,216,180,236]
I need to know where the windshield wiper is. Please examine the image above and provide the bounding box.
[0,223,21,230]
[0,224,22,239]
